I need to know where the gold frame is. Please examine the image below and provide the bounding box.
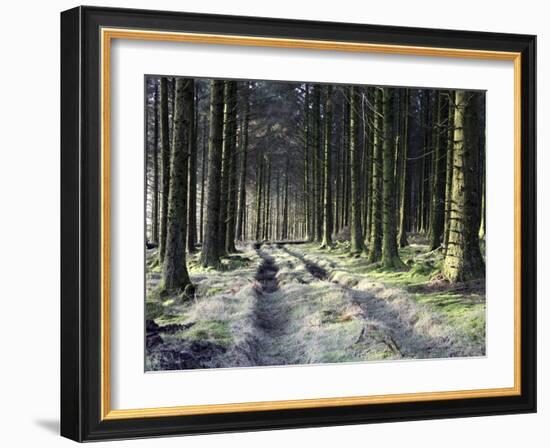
[100,27,522,421]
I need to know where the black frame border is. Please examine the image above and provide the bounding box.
[61,6,536,442]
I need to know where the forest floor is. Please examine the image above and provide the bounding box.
[145,236,486,371]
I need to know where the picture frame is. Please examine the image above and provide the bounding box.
[60,5,536,442]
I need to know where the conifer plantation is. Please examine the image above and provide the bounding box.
[145,76,486,371]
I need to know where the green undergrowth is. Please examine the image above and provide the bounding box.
[414,291,485,345]
[161,320,233,348]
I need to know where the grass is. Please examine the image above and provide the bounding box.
[252,248,403,365]
[146,236,486,370]
[161,320,233,348]
[289,237,486,357]
[146,244,262,368]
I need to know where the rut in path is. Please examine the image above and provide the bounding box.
[254,250,279,293]
[253,246,301,366]
[279,244,328,280]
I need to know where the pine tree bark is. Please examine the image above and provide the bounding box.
[187,81,197,253]
[381,88,404,269]
[225,82,239,253]
[199,120,208,244]
[263,157,271,240]
[218,81,233,252]
[397,89,410,247]
[303,85,311,240]
[443,90,485,282]
[162,78,193,292]
[428,92,448,251]
[158,77,171,262]
[479,173,486,239]
[367,88,383,263]
[342,98,350,229]
[254,153,263,241]
[200,80,225,268]
[151,82,160,245]
[313,85,323,242]
[443,91,455,253]
[282,155,290,240]
[320,85,333,248]
[349,86,364,254]
[361,88,371,242]
[235,85,250,242]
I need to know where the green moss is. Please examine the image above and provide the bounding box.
[185,320,232,347]
[155,311,190,326]
[413,291,485,341]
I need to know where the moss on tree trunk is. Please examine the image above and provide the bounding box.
[443,91,455,254]
[442,90,485,282]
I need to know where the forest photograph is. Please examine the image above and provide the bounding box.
[144,75,486,371]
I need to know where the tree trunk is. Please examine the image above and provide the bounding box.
[479,173,486,239]
[367,88,383,263]
[282,155,290,240]
[199,120,208,244]
[303,85,311,240]
[225,82,239,253]
[428,92,447,251]
[200,80,225,268]
[313,85,323,242]
[255,153,263,241]
[361,88,371,242]
[218,81,233,253]
[151,82,160,245]
[381,88,404,269]
[442,90,485,282]
[158,77,171,262]
[187,81,197,253]
[342,98,350,229]
[443,91,455,253]
[235,85,250,242]
[349,86,364,254]
[162,78,193,292]
[397,89,410,247]
[263,157,271,240]
[320,85,333,248]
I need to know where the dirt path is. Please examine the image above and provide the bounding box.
[251,243,442,365]
[253,245,300,366]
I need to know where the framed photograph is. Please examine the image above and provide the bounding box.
[60,6,536,441]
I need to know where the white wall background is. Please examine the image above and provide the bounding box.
[0,0,545,446]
